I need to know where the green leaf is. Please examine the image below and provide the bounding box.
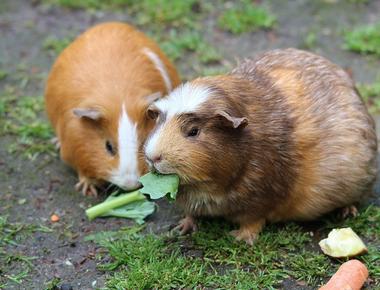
[139,172,179,200]
[86,190,150,221]
[101,198,155,225]
[86,172,179,222]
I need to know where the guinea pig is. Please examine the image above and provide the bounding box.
[45,22,180,196]
[144,48,377,245]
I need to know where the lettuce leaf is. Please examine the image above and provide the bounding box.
[139,172,179,200]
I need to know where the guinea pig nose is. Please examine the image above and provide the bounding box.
[151,154,162,164]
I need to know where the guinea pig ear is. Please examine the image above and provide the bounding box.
[73,108,102,121]
[216,111,248,129]
[146,103,160,120]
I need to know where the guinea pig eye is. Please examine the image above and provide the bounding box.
[187,127,200,137]
[105,140,116,156]
[147,108,160,120]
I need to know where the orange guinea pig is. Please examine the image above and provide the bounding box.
[144,48,377,244]
[45,22,180,196]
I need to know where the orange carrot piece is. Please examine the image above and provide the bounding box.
[319,259,368,290]
[50,214,60,222]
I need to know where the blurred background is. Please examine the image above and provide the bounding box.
[1,1,380,289]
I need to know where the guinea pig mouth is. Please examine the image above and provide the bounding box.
[109,173,142,191]
[150,161,176,175]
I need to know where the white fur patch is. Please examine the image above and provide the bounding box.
[144,123,164,164]
[144,83,211,165]
[155,82,212,118]
[143,47,172,92]
[109,105,140,190]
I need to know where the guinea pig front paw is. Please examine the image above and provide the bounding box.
[174,216,197,235]
[230,219,266,246]
[50,137,61,150]
[340,205,359,219]
[230,229,258,246]
[75,177,98,197]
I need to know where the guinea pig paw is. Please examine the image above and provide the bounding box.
[75,179,98,197]
[50,137,61,150]
[340,205,359,219]
[230,229,258,246]
[230,219,265,246]
[174,216,197,235]
[86,184,98,197]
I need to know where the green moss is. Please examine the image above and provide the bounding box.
[218,0,276,34]
[344,23,380,57]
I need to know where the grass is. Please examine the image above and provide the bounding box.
[42,0,275,78]
[0,216,51,248]
[47,0,202,28]
[300,31,318,50]
[344,22,380,57]
[43,35,73,55]
[218,0,276,34]
[349,0,369,3]
[44,0,224,79]
[159,30,221,64]
[88,205,380,289]
[0,69,8,80]
[357,78,380,113]
[153,28,226,80]
[2,1,379,288]
[0,89,55,159]
[0,216,52,288]
[41,0,282,81]
[45,277,62,290]
[132,0,201,28]
[44,0,133,10]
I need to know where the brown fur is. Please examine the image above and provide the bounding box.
[148,48,377,243]
[45,22,180,193]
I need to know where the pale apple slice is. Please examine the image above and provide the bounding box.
[319,227,367,258]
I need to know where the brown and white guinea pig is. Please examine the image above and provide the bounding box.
[45,22,180,196]
[144,48,377,245]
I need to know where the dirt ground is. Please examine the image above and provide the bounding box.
[1,0,380,289]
